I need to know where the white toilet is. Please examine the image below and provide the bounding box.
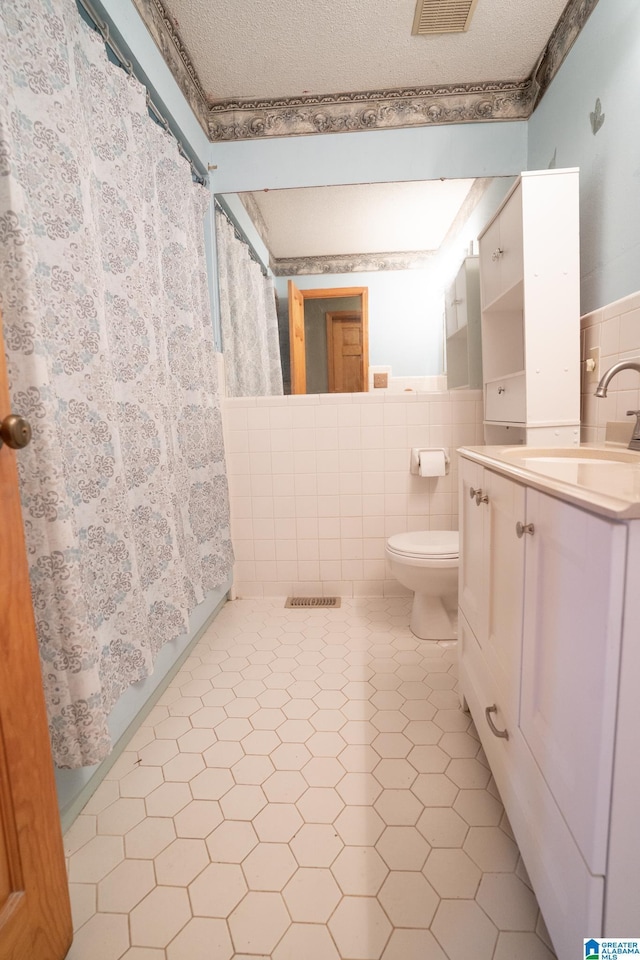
[385,530,459,640]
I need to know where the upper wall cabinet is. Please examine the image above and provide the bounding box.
[478,169,581,445]
[446,256,482,390]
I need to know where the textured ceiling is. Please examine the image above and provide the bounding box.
[162,0,570,101]
[242,180,477,258]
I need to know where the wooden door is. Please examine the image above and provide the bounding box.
[287,280,306,394]
[0,311,72,960]
[326,312,364,393]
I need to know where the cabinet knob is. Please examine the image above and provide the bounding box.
[516,521,535,538]
[491,247,504,261]
[470,487,488,506]
[485,704,509,740]
[497,386,506,394]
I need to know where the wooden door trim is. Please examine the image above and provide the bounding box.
[289,286,369,394]
[0,308,72,959]
[299,286,367,300]
[287,279,306,395]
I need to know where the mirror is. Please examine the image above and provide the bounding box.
[216,176,517,395]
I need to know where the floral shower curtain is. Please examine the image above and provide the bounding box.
[216,209,284,397]
[0,0,233,767]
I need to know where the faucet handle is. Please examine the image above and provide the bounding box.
[626,411,640,450]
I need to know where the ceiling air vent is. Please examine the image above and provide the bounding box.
[412,0,479,35]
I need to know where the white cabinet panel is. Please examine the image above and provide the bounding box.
[484,373,526,424]
[459,610,604,960]
[478,183,522,309]
[457,455,633,955]
[478,169,580,443]
[446,257,482,390]
[520,489,626,875]
[458,449,640,951]
[496,181,523,295]
[458,458,486,640]
[483,471,525,728]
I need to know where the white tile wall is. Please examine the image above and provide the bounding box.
[223,391,483,599]
[581,290,640,442]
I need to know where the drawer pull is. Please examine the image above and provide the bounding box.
[497,386,506,394]
[516,521,535,538]
[485,704,509,740]
[491,248,504,261]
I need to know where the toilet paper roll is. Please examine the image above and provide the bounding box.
[418,449,446,477]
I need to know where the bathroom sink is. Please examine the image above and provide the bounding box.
[486,444,640,510]
[498,446,640,465]
[458,443,640,518]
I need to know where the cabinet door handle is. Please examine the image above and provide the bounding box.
[497,386,506,394]
[469,486,479,500]
[485,704,509,740]
[491,247,504,261]
[516,521,535,538]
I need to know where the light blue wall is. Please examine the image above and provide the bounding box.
[527,0,640,313]
[209,121,527,194]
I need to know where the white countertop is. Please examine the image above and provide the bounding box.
[457,444,640,520]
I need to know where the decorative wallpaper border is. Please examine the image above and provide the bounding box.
[531,0,601,108]
[129,0,210,131]
[132,0,600,142]
[271,250,437,276]
[208,80,534,142]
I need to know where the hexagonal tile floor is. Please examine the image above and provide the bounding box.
[64,598,557,960]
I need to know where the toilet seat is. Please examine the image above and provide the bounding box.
[386,530,459,560]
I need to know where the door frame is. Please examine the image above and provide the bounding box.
[288,284,369,394]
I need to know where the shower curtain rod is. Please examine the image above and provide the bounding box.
[75,0,209,187]
[214,197,269,277]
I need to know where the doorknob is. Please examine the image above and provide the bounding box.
[0,414,32,450]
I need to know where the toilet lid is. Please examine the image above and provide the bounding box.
[387,530,459,559]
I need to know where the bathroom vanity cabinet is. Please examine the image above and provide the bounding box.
[445,256,482,390]
[458,451,640,960]
[478,169,581,445]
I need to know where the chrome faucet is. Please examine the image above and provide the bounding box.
[595,358,640,451]
[594,358,640,397]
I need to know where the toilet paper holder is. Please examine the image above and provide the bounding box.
[409,447,450,476]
